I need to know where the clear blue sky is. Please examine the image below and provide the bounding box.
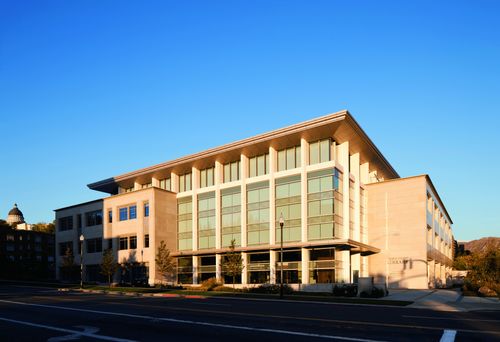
[1,1,498,241]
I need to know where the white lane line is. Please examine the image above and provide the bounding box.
[403,315,500,323]
[0,299,383,342]
[0,317,135,342]
[439,329,457,342]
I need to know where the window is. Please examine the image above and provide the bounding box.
[198,192,216,249]
[178,197,193,251]
[6,234,14,241]
[277,145,301,171]
[200,167,215,188]
[247,181,269,245]
[307,168,343,240]
[58,216,73,231]
[86,238,103,253]
[248,154,270,178]
[129,236,137,249]
[129,205,137,219]
[141,182,152,189]
[179,173,192,192]
[119,237,128,250]
[108,210,112,223]
[85,210,103,227]
[275,175,301,243]
[144,234,149,248]
[159,178,171,191]
[309,139,332,165]
[223,161,240,183]
[124,186,134,193]
[119,208,128,221]
[105,238,113,250]
[144,203,149,217]
[221,187,241,247]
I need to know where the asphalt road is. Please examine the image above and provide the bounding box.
[0,284,498,342]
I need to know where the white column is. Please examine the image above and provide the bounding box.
[269,146,276,246]
[240,155,248,248]
[360,163,370,184]
[241,252,248,285]
[171,173,179,193]
[337,141,351,283]
[216,254,223,283]
[301,248,309,285]
[270,250,277,284]
[134,181,141,191]
[300,138,309,243]
[152,177,160,188]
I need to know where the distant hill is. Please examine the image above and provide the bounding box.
[463,237,500,254]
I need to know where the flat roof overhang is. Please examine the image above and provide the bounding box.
[88,110,399,195]
[171,239,380,257]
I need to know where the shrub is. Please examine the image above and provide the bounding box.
[200,277,221,291]
[333,284,358,297]
[248,284,294,294]
[359,287,385,298]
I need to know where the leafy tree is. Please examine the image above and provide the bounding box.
[61,247,75,281]
[100,249,119,288]
[155,240,175,287]
[32,222,55,234]
[0,219,10,229]
[460,246,500,296]
[221,239,243,290]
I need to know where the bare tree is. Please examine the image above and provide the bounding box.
[100,249,119,288]
[155,240,175,287]
[221,239,243,290]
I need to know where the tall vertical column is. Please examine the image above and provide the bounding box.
[350,153,361,282]
[269,146,276,246]
[192,256,199,285]
[171,173,179,193]
[301,248,309,285]
[152,177,160,188]
[240,154,248,248]
[337,141,351,283]
[300,138,309,243]
[216,254,223,283]
[134,181,141,191]
[270,250,277,284]
[241,252,248,285]
[215,162,222,251]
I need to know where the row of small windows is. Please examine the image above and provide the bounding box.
[58,235,150,255]
[125,139,334,193]
[119,235,149,250]
[58,210,104,231]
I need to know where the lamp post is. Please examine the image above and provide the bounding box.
[79,234,84,289]
[279,213,284,299]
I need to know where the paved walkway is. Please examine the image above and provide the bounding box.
[384,289,500,312]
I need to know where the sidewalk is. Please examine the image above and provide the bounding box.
[385,288,500,312]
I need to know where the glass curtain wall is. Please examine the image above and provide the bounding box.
[177,257,193,284]
[307,169,343,240]
[198,192,216,249]
[177,197,192,251]
[221,187,241,247]
[248,153,269,178]
[275,175,301,243]
[247,181,269,245]
[277,145,301,171]
[309,139,332,165]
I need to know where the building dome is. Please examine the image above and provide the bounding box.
[7,203,25,225]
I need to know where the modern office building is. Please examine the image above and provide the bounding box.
[54,110,454,289]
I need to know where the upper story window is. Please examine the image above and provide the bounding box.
[108,210,112,223]
[58,216,73,231]
[6,234,14,241]
[85,210,103,227]
[119,205,137,221]
[159,178,171,191]
[86,238,103,254]
[141,182,152,189]
[144,202,149,217]
[124,186,134,193]
[223,161,240,183]
[309,139,332,165]
[179,173,192,192]
[248,154,269,178]
[277,145,301,171]
[200,167,215,188]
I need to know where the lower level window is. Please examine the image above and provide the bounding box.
[119,237,128,250]
[129,236,137,249]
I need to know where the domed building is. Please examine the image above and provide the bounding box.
[7,203,25,226]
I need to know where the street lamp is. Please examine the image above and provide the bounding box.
[279,213,284,299]
[79,234,84,289]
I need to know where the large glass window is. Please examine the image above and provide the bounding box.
[275,175,301,243]
[277,146,301,171]
[119,237,128,250]
[86,238,102,254]
[129,235,137,249]
[58,216,73,231]
[248,154,270,178]
[247,181,269,245]
[247,252,270,283]
[198,192,216,249]
[309,139,332,165]
[221,187,241,247]
[129,205,137,219]
[85,210,103,227]
[144,202,149,217]
[223,161,240,183]
[159,178,171,191]
[200,167,215,188]
[307,169,343,240]
[177,257,193,284]
[179,173,192,192]
[119,208,128,221]
[177,197,192,251]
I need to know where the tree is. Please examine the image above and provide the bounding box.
[100,249,119,288]
[155,240,175,287]
[61,247,75,281]
[32,222,55,234]
[221,239,243,290]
